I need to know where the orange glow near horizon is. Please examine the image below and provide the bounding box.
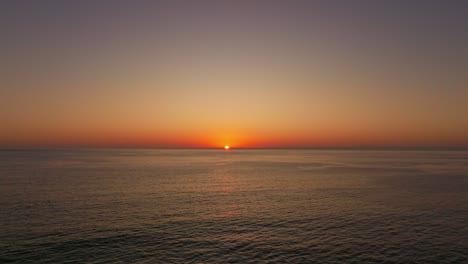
[1,126,467,149]
[1,2,468,149]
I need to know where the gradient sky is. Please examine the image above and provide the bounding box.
[1,0,467,148]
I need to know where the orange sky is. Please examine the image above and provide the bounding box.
[1,1,468,148]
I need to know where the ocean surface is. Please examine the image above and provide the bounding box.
[1,149,467,263]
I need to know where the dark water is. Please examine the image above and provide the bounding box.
[1,149,467,263]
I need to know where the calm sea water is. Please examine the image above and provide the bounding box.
[0,149,467,263]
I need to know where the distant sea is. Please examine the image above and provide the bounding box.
[1,149,467,263]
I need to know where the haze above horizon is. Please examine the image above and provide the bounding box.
[1,1,467,148]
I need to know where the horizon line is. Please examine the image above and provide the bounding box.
[1,146,468,151]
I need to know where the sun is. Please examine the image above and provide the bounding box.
[224,145,230,150]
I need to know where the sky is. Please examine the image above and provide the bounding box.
[1,0,467,148]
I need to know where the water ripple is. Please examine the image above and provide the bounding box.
[1,149,467,263]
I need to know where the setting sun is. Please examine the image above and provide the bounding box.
[224,145,230,150]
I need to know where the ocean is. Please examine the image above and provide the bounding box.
[1,149,467,263]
